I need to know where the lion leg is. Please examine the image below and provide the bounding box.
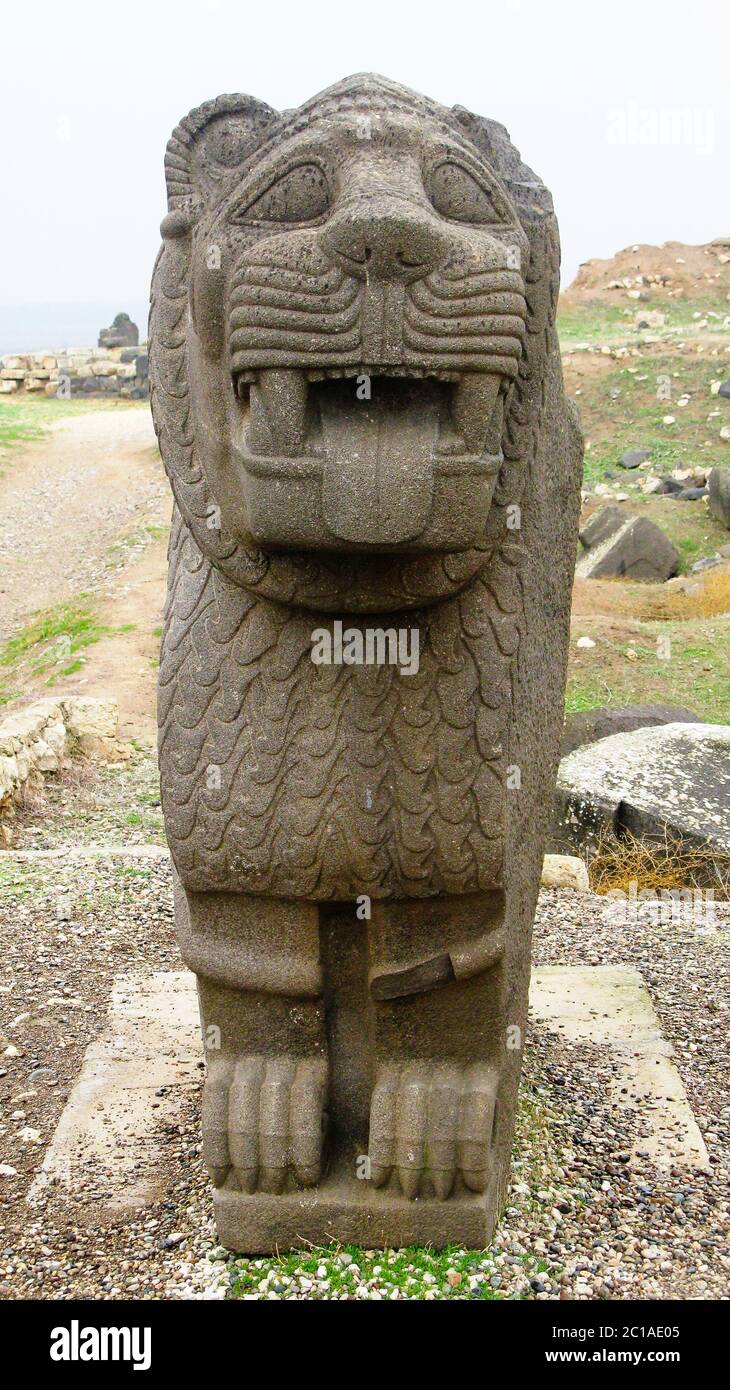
[366,893,505,1200]
[174,876,328,1194]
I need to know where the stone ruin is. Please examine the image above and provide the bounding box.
[98,310,139,349]
[150,74,583,1251]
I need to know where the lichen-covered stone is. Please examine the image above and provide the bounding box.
[553,722,730,856]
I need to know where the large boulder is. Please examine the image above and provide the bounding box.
[551,723,730,856]
[561,702,699,758]
[578,504,624,549]
[618,448,651,469]
[576,505,679,581]
[708,467,730,530]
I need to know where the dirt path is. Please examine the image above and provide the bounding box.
[0,406,169,742]
[78,537,168,743]
[0,407,162,636]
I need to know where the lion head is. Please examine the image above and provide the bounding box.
[151,75,561,612]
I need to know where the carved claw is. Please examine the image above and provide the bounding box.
[202,1053,327,1193]
[368,1061,497,1199]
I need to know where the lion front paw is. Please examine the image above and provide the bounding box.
[202,1053,327,1194]
[368,1061,498,1200]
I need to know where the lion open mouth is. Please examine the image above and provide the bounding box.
[232,366,508,548]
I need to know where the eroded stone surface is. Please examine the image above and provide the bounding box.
[0,696,128,809]
[553,722,730,855]
[151,74,583,1250]
[540,854,589,891]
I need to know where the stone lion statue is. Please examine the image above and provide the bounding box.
[150,73,582,1251]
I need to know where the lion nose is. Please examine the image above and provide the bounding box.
[320,201,449,282]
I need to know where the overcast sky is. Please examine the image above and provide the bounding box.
[1,0,727,320]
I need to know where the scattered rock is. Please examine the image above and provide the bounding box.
[579,505,624,550]
[576,508,678,582]
[718,380,730,400]
[619,448,651,470]
[17,1126,41,1144]
[656,476,685,497]
[541,855,589,891]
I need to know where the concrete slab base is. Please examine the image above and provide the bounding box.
[28,970,202,1215]
[30,964,709,1238]
[529,964,709,1172]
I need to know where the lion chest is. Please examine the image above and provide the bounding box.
[158,559,511,901]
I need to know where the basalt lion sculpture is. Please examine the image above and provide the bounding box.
[150,74,582,1251]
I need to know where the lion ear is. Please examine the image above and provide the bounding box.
[163,94,279,220]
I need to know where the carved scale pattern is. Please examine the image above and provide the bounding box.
[151,103,561,900]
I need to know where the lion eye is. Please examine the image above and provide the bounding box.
[234,163,330,224]
[429,163,502,224]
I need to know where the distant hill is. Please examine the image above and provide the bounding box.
[562,240,730,306]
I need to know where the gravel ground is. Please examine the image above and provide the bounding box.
[4,755,165,852]
[0,764,727,1301]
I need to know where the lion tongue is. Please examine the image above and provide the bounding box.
[319,392,437,545]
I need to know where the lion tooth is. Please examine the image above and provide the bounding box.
[253,368,308,456]
[452,374,502,454]
[247,382,276,455]
[484,389,506,455]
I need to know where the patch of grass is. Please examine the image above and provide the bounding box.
[566,613,730,723]
[575,354,730,489]
[0,396,142,461]
[225,1242,527,1300]
[1,603,110,667]
[558,300,634,347]
[0,600,133,705]
[558,297,730,350]
[108,521,165,557]
[565,680,617,713]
